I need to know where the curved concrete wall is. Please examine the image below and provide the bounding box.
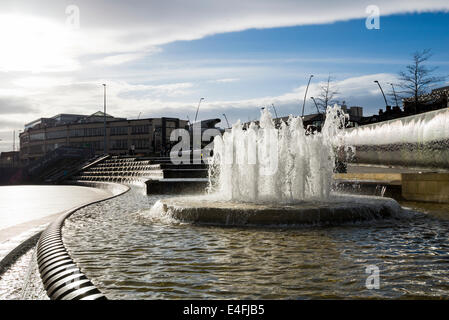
[343,108,449,169]
[36,182,129,300]
[351,140,449,169]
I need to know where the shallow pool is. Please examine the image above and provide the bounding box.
[61,187,449,299]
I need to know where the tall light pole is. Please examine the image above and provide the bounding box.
[301,75,313,117]
[389,82,399,108]
[310,97,320,114]
[374,80,388,108]
[194,98,205,123]
[103,84,107,154]
[222,113,230,128]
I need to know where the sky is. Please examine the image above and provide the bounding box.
[0,0,449,152]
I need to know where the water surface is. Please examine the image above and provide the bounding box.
[62,188,449,299]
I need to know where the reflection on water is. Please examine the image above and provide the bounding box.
[63,188,449,299]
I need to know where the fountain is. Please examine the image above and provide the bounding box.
[342,108,449,169]
[154,106,402,226]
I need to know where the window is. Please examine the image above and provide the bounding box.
[30,132,45,141]
[110,126,128,136]
[46,130,67,139]
[111,139,128,150]
[85,127,104,137]
[69,128,84,137]
[131,125,149,134]
[131,139,149,149]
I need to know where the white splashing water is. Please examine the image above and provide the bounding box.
[208,105,347,203]
[342,108,449,146]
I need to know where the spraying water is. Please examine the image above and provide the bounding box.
[343,108,449,146]
[208,105,347,203]
[341,108,449,169]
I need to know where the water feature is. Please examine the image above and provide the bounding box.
[3,106,449,300]
[156,105,402,226]
[208,106,346,202]
[344,108,449,146]
[342,108,449,169]
[56,188,448,299]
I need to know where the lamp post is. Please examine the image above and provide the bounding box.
[102,84,107,154]
[222,114,230,128]
[310,97,321,114]
[374,80,388,108]
[194,98,205,123]
[301,75,313,117]
[389,83,399,108]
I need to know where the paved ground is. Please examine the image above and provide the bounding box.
[0,185,112,260]
[347,163,448,174]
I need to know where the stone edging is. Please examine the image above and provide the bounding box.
[36,181,129,300]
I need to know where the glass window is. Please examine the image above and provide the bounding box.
[110,126,128,136]
[69,128,85,137]
[46,130,67,139]
[111,139,128,150]
[30,132,45,141]
[131,125,150,134]
[131,139,149,149]
[85,127,104,137]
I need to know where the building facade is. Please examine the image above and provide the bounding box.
[19,112,188,163]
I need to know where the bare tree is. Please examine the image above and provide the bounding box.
[398,49,446,110]
[315,75,339,113]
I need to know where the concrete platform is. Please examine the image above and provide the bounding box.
[0,185,113,264]
[334,165,449,204]
[157,195,401,226]
[402,173,449,203]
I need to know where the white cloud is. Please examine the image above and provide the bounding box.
[93,53,147,66]
[210,78,240,83]
[0,1,448,72]
[0,0,448,152]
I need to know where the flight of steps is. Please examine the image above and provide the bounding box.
[71,156,209,194]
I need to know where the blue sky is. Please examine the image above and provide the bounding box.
[152,12,449,107]
[0,0,449,151]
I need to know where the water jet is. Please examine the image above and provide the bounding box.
[153,106,404,226]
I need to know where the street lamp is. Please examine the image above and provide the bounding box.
[271,103,279,119]
[103,84,107,154]
[310,97,321,114]
[222,114,230,128]
[194,98,205,123]
[374,80,388,108]
[389,83,399,108]
[302,75,313,117]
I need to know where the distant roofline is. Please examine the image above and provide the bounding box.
[51,113,87,119]
[22,116,188,133]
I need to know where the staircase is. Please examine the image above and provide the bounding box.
[71,156,209,194]
[26,146,96,184]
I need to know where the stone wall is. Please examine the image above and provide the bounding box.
[402,173,449,203]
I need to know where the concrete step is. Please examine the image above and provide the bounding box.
[150,163,207,170]
[162,169,208,179]
[145,178,208,195]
